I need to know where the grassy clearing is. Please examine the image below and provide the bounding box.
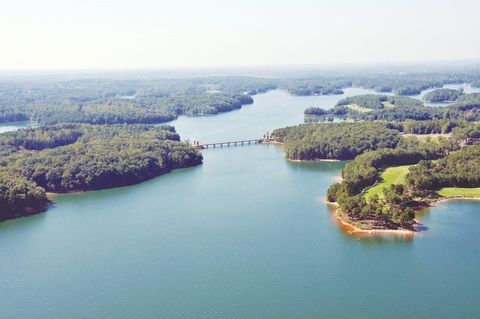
[365,165,411,199]
[402,134,450,144]
[346,104,373,113]
[438,187,480,198]
[382,102,395,109]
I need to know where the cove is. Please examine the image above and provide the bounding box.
[1,89,480,318]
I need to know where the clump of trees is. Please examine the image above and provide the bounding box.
[406,145,480,194]
[328,93,480,122]
[0,124,202,221]
[0,172,48,221]
[336,94,388,109]
[326,138,457,229]
[27,94,254,125]
[335,94,424,111]
[304,107,328,116]
[272,122,401,160]
[401,119,466,134]
[423,88,464,102]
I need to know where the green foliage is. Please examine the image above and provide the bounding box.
[406,145,480,192]
[327,137,457,229]
[280,79,346,96]
[365,165,411,199]
[272,122,401,160]
[0,172,48,221]
[304,107,327,116]
[27,94,254,125]
[0,124,202,220]
[336,94,387,109]
[401,119,465,134]
[423,88,464,102]
[330,93,480,122]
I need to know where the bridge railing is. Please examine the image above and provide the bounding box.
[193,136,277,149]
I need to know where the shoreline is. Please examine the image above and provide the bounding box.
[431,196,480,205]
[265,141,343,162]
[326,191,480,236]
[288,158,341,163]
[326,200,417,236]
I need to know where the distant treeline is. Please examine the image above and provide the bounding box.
[2,71,480,125]
[306,93,480,123]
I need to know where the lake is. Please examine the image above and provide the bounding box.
[0,120,35,134]
[414,83,480,107]
[1,89,480,318]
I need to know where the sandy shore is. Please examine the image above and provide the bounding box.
[327,193,480,236]
[326,200,417,236]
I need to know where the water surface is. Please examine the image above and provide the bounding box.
[1,89,480,318]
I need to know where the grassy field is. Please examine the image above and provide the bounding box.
[438,187,480,198]
[346,104,372,113]
[402,133,450,143]
[382,102,395,109]
[365,165,411,199]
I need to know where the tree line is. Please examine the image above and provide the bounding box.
[0,124,202,221]
[272,122,401,160]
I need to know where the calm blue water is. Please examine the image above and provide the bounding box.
[0,120,35,133]
[1,89,480,318]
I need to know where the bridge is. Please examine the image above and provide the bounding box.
[193,133,277,149]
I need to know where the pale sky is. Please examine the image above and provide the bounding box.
[1,0,479,70]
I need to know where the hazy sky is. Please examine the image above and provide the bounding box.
[1,0,479,70]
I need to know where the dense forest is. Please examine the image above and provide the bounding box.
[272,122,401,160]
[0,124,202,221]
[401,119,466,134]
[423,88,464,102]
[26,94,254,125]
[306,93,480,123]
[407,145,480,194]
[326,137,458,230]
[2,69,480,126]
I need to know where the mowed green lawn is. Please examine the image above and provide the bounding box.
[438,187,480,197]
[402,134,450,144]
[365,165,411,199]
[346,104,373,113]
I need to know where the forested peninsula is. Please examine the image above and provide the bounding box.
[0,124,202,221]
[273,116,480,232]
